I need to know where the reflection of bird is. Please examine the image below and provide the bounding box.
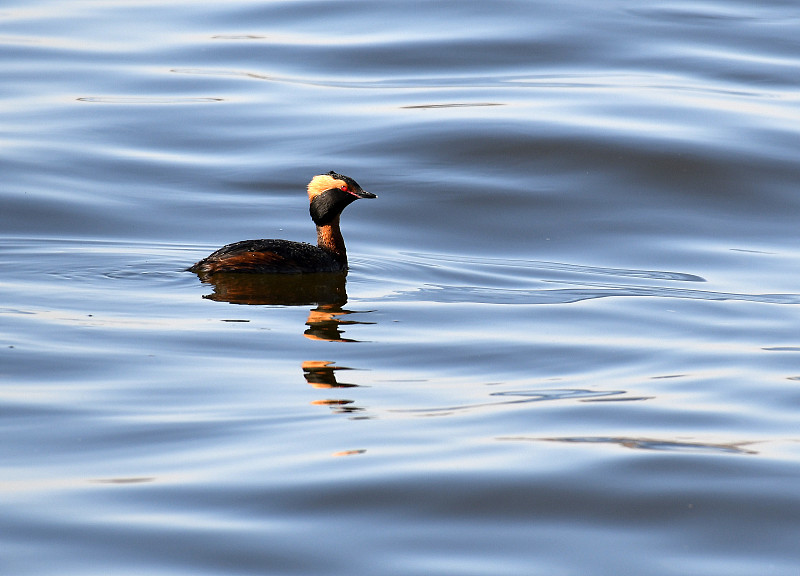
[197,273,347,306]
[189,172,376,275]
[301,361,358,388]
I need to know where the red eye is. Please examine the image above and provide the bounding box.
[340,185,348,191]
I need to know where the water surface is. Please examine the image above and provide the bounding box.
[2,1,800,575]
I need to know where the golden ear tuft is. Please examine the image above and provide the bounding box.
[307,174,346,199]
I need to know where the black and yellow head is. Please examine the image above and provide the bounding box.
[307,171,376,225]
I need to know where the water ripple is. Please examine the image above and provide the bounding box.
[391,388,647,416]
[401,103,504,109]
[500,436,758,455]
[402,252,707,282]
[168,68,771,98]
[77,96,223,104]
[389,283,800,305]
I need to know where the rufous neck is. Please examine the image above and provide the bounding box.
[316,215,347,266]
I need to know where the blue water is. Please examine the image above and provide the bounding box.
[3,1,800,574]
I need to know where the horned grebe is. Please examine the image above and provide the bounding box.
[189,171,376,275]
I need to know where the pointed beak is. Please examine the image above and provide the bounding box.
[351,189,377,199]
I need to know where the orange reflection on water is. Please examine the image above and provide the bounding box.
[302,361,367,416]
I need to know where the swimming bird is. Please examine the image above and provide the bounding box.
[189,171,376,275]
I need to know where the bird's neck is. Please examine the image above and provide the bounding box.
[316,215,347,267]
